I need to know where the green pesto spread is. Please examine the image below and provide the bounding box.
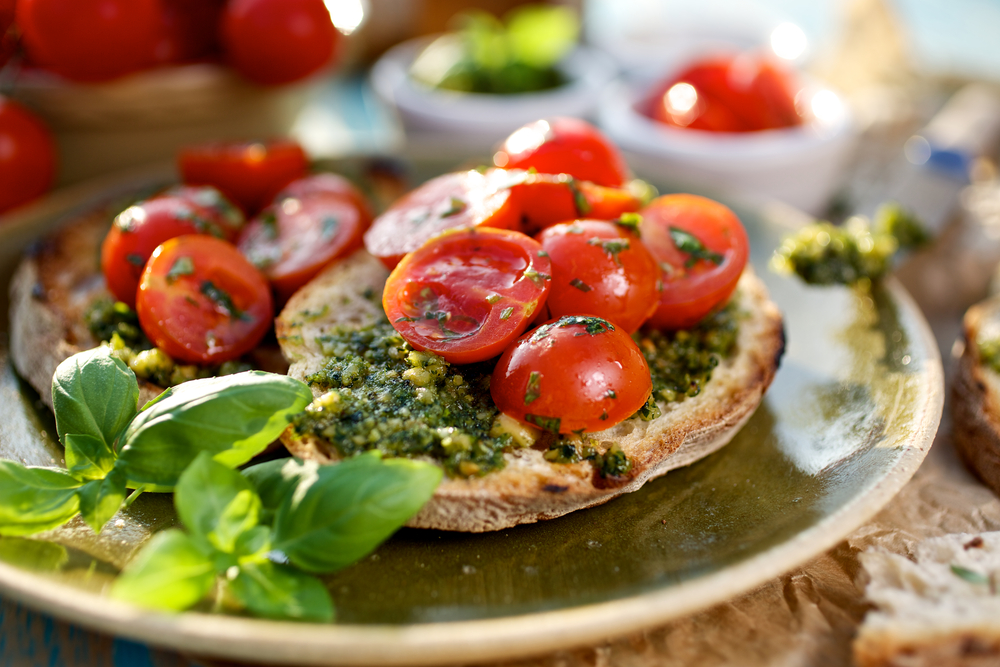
[84,299,251,388]
[978,338,1000,375]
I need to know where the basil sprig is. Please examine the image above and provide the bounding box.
[0,347,313,535]
[112,452,441,620]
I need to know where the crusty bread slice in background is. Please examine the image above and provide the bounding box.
[952,295,1000,497]
[277,249,785,533]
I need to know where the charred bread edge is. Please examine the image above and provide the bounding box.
[277,249,785,532]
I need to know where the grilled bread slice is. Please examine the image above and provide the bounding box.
[276,249,785,533]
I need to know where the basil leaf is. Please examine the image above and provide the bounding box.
[117,372,313,487]
[76,467,127,534]
[51,348,139,449]
[0,462,81,536]
[176,452,261,554]
[234,525,271,559]
[273,452,442,573]
[0,537,68,572]
[110,529,217,611]
[64,433,117,482]
[242,458,317,524]
[228,560,334,623]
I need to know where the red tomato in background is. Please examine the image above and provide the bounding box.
[136,235,273,364]
[238,191,369,303]
[491,315,651,434]
[101,189,245,307]
[537,220,659,333]
[494,118,631,188]
[651,54,802,133]
[0,97,56,215]
[383,227,552,365]
[639,194,749,330]
[17,0,161,82]
[152,0,225,65]
[178,139,309,215]
[364,169,522,270]
[0,0,16,69]
[222,0,338,86]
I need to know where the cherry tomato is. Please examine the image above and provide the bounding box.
[221,0,339,86]
[101,189,245,308]
[152,0,225,65]
[136,235,273,365]
[491,315,651,434]
[16,0,160,82]
[510,172,641,234]
[494,117,630,188]
[639,194,749,330]
[0,97,56,215]
[275,172,374,224]
[651,54,802,133]
[238,191,369,303]
[178,139,309,215]
[537,220,659,333]
[364,169,522,270]
[383,227,552,365]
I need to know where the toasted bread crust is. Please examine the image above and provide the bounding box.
[278,249,785,532]
[9,211,164,409]
[953,297,1000,496]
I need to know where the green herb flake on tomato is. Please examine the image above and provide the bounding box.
[669,227,724,268]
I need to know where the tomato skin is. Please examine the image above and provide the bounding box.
[0,97,56,215]
[238,191,368,303]
[510,172,641,234]
[639,194,749,330]
[221,0,339,86]
[136,235,273,365]
[17,0,160,82]
[383,227,552,365]
[651,54,802,133]
[537,220,659,334]
[178,139,309,216]
[491,316,651,434]
[494,117,630,188]
[364,169,522,270]
[101,189,245,308]
[275,172,374,224]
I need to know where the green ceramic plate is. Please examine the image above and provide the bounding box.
[0,166,942,666]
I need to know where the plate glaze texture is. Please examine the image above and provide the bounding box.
[0,175,943,666]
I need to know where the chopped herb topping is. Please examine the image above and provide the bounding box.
[537,250,549,258]
[635,393,661,420]
[525,371,542,405]
[166,256,194,284]
[200,281,250,321]
[669,227,723,268]
[566,223,584,234]
[260,211,279,240]
[126,254,145,267]
[500,306,514,321]
[565,178,591,215]
[587,237,630,265]
[542,441,632,477]
[530,315,614,342]
[486,293,502,305]
[321,216,340,241]
[523,268,551,288]
[441,197,467,218]
[570,278,592,292]
[950,564,992,588]
[605,389,617,399]
[525,413,561,433]
[614,213,642,234]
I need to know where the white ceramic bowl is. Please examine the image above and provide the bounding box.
[370,36,616,154]
[598,68,857,215]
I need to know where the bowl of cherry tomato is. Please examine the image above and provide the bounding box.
[598,51,856,215]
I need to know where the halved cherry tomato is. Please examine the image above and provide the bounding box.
[136,235,273,365]
[101,188,245,308]
[383,227,551,365]
[364,169,522,270]
[16,0,160,82]
[510,172,641,234]
[0,97,56,215]
[537,220,659,333]
[178,139,309,215]
[221,0,339,86]
[238,191,368,303]
[491,315,651,434]
[494,117,630,188]
[275,172,374,224]
[639,194,749,330]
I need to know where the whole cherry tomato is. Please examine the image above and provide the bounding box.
[383,227,552,365]
[491,315,651,434]
[510,172,641,234]
[178,139,309,215]
[221,0,339,86]
[537,220,660,333]
[639,194,749,330]
[16,0,161,82]
[494,117,630,188]
[364,169,522,270]
[651,54,802,133]
[136,235,273,365]
[238,190,370,303]
[0,97,56,215]
[101,188,245,307]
